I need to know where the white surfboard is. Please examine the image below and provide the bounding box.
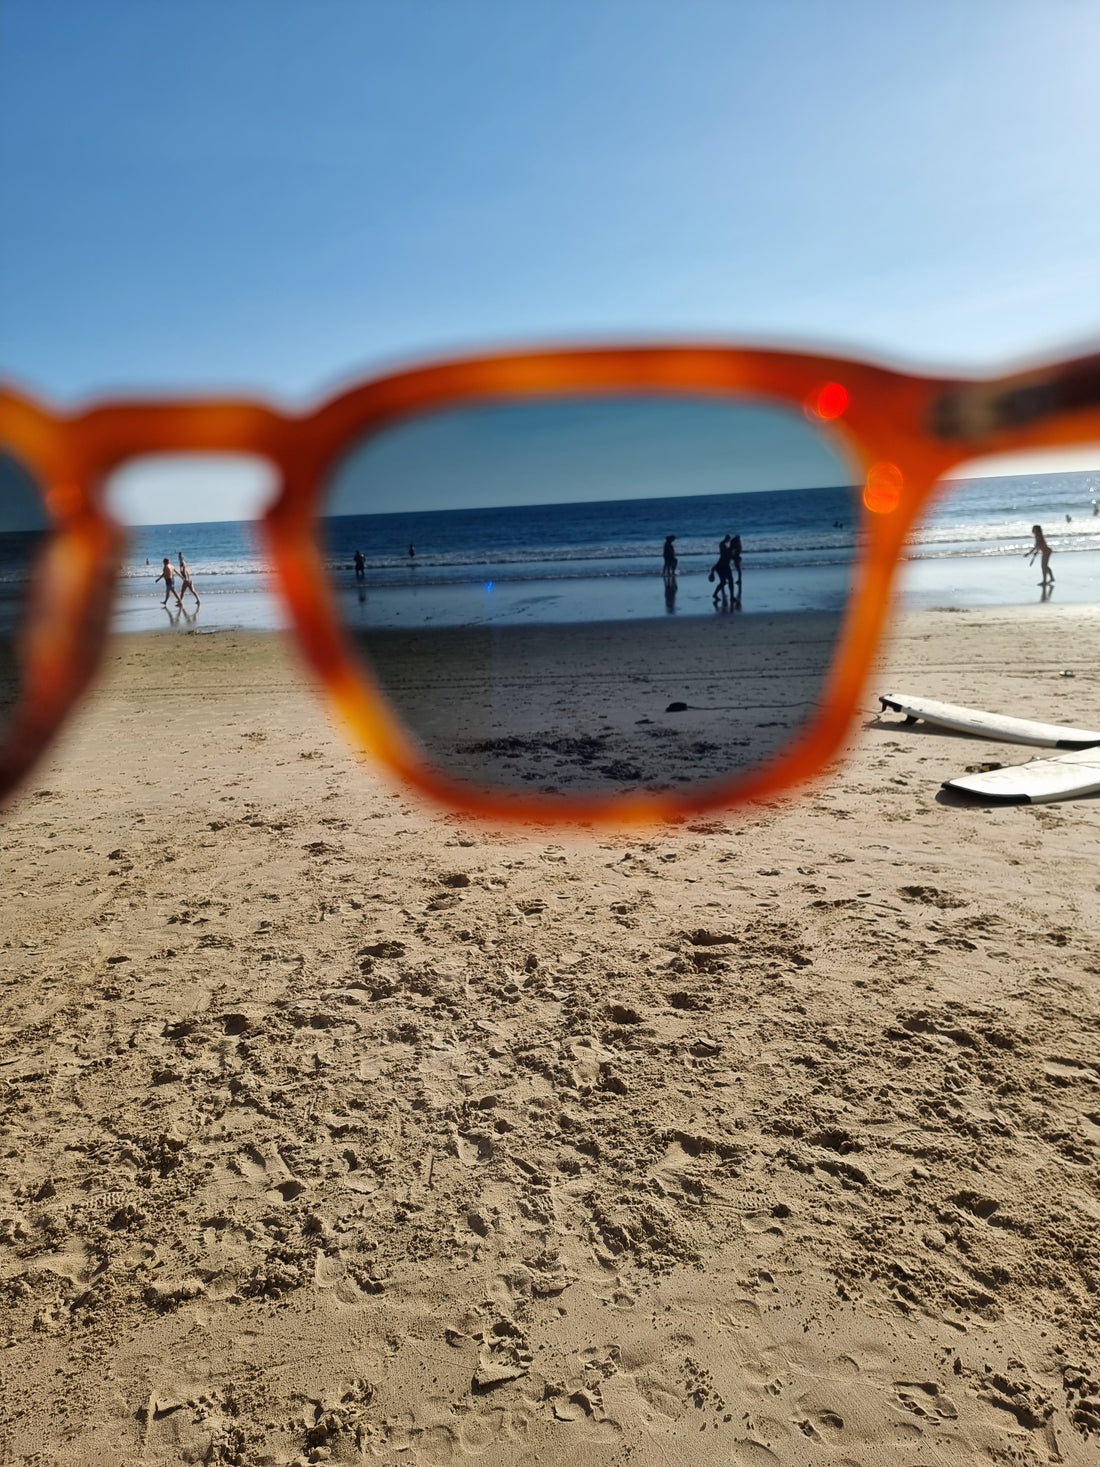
[944,747,1100,803]
[879,693,1100,750]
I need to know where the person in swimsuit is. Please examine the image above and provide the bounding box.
[155,557,182,607]
[1027,524,1054,584]
[177,552,200,607]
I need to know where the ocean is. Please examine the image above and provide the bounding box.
[3,468,1095,634]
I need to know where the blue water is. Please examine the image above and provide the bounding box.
[4,468,1098,632]
[322,469,1100,625]
[111,467,1100,582]
[325,484,856,584]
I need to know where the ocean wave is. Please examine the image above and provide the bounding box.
[14,534,1100,593]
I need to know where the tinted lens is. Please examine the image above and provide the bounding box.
[320,396,860,798]
[0,450,51,737]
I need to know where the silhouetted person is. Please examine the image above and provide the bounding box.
[408,544,416,560]
[710,536,735,604]
[1027,524,1054,584]
[354,549,366,581]
[662,535,678,583]
[730,533,742,601]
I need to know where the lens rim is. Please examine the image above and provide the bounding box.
[11,336,1068,816]
[315,393,862,803]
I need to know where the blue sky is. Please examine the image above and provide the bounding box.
[2,0,1099,520]
[328,399,850,515]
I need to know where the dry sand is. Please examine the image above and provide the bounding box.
[1,604,1099,1466]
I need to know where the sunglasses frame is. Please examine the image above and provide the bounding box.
[2,342,1098,819]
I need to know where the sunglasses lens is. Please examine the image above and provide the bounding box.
[320,396,861,800]
[0,450,51,738]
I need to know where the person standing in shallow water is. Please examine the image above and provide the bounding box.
[353,549,366,582]
[177,552,200,607]
[1027,524,1054,584]
[710,535,735,604]
[662,535,677,583]
[154,557,182,608]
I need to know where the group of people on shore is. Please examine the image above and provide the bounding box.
[659,525,1059,608]
[662,532,743,608]
[154,552,200,609]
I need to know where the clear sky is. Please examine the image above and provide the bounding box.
[328,399,851,516]
[2,0,1099,521]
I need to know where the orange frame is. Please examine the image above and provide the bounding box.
[2,342,1098,820]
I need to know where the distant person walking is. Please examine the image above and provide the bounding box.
[662,535,678,583]
[730,533,743,603]
[710,535,735,604]
[1027,524,1054,585]
[354,549,366,581]
[408,544,416,560]
[154,557,182,608]
[177,552,200,607]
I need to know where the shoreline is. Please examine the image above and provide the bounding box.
[108,547,1100,635]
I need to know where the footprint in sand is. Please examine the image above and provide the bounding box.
[793,1406,846,1443]
[716,1297,762,1329]
[229,1144,305,1202]
[891,1378,959,1425]
[1043,1056,1098,1085]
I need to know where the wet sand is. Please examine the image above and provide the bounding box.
[103,543,1100,636]
[353,611,843,793]
[1,603,1099,1464]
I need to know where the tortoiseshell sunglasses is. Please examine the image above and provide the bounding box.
[2,342,1098,820]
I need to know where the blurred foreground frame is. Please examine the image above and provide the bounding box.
[2,339,1099,820]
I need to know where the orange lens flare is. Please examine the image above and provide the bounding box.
[863,461,903,514]
[805,381,849,420]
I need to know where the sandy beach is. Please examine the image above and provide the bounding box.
[354,612,843,794]
[2,604,1099,1465]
